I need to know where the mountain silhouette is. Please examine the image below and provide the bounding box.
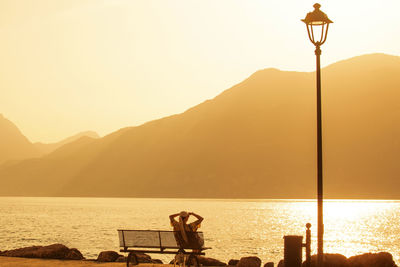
[34,131,99,155]
[0,114,40,164]
[1,53,399,198]
[0,114,99,166]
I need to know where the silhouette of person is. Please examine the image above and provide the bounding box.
[169,211,204,249]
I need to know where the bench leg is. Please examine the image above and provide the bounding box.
[174,252,188,267]
[127,252,139,267]
[175,252,184,267]
[187,254,199,267]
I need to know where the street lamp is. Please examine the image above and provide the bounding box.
[302,3,332,267]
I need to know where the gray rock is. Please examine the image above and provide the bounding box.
[152,259,164,264]
[65,248,84,260]
[170,255,225,266]
[348,252,397,267]
[229,259,240,265]
[0,244,84,260]
[116,256,126,262]
[197,256,226,266]
[97,251,122,262]
[132,252,153,263]
[238,256,262,267]
[303,252,397,267]
[324,254,348,267]
[303,254,348,267]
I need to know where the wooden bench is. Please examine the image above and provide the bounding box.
[118,229,210,267]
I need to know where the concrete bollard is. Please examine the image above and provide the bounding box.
[283,235,303,267]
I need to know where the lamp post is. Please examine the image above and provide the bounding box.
[301,4,332,267]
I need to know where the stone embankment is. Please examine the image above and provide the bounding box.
[0,244,398,267]
[278,253,398,267]
[0,244,84,260]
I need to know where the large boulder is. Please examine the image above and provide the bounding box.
[237,256,262,267]
[116,256,127,262]
[152,259,163,264]
[303,254,348,267]
[97,251,122,262]
[169,255,225,266]
[0,244,84,260]
[229,259,240,265]
[197,256,226,266]
[348,252,397,267]
[65,248,84,260]
[131,252,153,263]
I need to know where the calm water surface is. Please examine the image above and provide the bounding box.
[0,197,399,264]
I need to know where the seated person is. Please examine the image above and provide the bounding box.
[169,211,204,249]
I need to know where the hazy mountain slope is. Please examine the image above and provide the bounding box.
[0,115,40,164]
[0,128,130,196]
[1,53,399,198]
[34,131,99,155]
[0,114,99,166]
[323,54,400,198]
[63,69,316,198]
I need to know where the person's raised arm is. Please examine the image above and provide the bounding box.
[189,212,203,225]
[169,213,180,223]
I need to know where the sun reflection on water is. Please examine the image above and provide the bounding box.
[320,200,398,259]
[254,199,400,262]
[0,198,399,264]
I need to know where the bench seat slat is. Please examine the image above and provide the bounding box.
[119,249,207,256]
[118,230,206,250]
[118,229,211,267]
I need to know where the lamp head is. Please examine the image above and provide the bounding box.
[302,3,333,46]
[302,3,333,26]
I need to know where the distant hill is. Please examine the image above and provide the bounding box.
[0,114,40,164]
[0,114,99,165]
[1,53,399,198]
[34,131,99,155]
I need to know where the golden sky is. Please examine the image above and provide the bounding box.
[0,0,399,142]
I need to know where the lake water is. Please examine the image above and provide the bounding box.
[0,197,399,265]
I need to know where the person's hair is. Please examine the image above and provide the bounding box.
[178,216,189,243]
[179,211,189,218]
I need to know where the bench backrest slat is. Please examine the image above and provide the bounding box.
[118,230,205,249]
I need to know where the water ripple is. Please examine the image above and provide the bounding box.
[0,197,399,264]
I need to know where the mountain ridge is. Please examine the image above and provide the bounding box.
[0,114,40,164]
[0,114,100,166]
[34,131,100,155]
[1,53,399,198]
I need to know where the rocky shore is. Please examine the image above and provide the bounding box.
[0,244,84,260]
[0,244,398,267]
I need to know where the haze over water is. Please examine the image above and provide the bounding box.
[0,197,399,264]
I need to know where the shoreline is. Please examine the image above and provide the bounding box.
[1,251,398,267]
[0,257,172,267]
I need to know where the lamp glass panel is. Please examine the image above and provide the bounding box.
[310,21,326,26]
[310,24,326,43]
